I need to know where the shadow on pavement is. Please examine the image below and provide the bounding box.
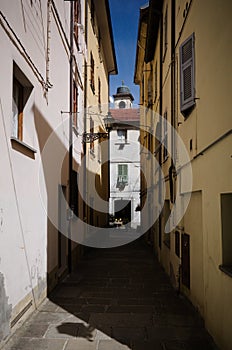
[46,236,217,350]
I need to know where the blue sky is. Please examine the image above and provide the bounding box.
[108,0,148,106]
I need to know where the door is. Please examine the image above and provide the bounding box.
[114,200,131,224]
[181,233,190,289]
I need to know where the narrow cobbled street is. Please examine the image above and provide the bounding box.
[4,234,217,350]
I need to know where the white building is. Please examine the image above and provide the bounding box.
[109,85,140,229]
[0,0,85,344]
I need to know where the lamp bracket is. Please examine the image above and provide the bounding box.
[82,132,108,143]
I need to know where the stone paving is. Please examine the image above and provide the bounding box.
[3,235,218,350]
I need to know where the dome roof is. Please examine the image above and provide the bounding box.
[113,81,134,102]
[116,85,130,94]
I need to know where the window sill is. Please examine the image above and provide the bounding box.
[11,137,37,159]
[219,265,232,278]
[115,142,129,145]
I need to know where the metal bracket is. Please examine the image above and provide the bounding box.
[82,132,108,143]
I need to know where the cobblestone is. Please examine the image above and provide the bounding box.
[3,235,217,350]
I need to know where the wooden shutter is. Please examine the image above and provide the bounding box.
[180,33,195,113]
[154,61,157,101]
[90,52,95,93]
[90,117,94,152]
[163,111,168,160]
[73,81,78,127]
[74,0,80,47]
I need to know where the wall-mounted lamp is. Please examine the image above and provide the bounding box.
[82,111,114,143]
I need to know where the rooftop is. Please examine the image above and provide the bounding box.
[110,108,140,122]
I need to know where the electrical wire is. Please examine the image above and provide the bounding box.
[0,10,46,89]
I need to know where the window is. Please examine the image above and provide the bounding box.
[117,129,127,143]
[74,0,81,48]
[163,200,171,248]
[73,81,78,128]
[97,137,101,163]
[98,77,101,109]
[119,101,126,109]
[175,231,180,257]
[98,27,101,47]
[154,61,158,101]
[180,33,195,113]
[220,193,232,275]
[147,132,153,154]
[141,76,144,104]
[118,164,128,184]
[148,75,152,105]
[163,6,168,61]
[163,111,168,161]
[12,63,33,141]
[90,117,94,153]
[90,0,95,31]
[181,233,190,288]
[12,78,23,140]
[90,52,95,93]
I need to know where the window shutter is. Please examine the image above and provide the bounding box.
[163,111,168,160]
[118,164,128,184]
[180,33,195,113]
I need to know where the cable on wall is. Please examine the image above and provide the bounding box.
[0,10,47,90]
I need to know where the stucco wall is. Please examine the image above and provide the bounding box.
[0,0,84,343]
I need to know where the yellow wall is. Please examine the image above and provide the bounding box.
[85,0,112,228]
[135,1,232,348]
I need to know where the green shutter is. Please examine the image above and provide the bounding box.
[180,33,195,113]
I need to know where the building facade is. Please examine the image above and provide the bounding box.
[83,0,117,234]
[0,0,116,345]
[134,0,232,349]
[109,85,140,229]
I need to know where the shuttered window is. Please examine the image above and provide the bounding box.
[74,0,81,48]
[154,61,157,102]
[163,111,168,161]
[163,6,168,61]
[73,80,78,128]
[180,33,195,113]
[98,77,101,107]
[90,52,95,93]
[90,117,94,153]
[12,63,33,141]
[118,164,128,184]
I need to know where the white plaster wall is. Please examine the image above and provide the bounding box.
[109,128,141,228]
[0,0,84,340]
[114,98,132,109]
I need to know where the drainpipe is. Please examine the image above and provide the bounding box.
[158,12,163,249]
[68,0,74,273]
[83,0,88,238]
[170,0,176,204]
[83,61,87,230]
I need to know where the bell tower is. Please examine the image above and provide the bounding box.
[113,81,134,109]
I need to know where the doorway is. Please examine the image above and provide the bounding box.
[114,200,131,225]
